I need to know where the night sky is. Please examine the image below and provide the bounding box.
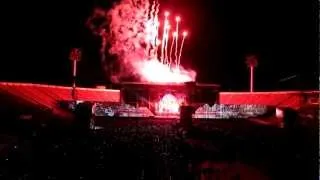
[0,0,318,91]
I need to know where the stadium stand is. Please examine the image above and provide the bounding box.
[0,82,317,179]
[0,82,120,119]
[0,82,318,110]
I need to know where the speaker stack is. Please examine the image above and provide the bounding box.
[74,102,92,133]
[180,105,194,128]
[282,108,298,130]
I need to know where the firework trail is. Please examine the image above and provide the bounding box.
[153,2,160,58]
[147,0,159,58]
[150,1,156,24]
[178,31,188,69]
[154,22,160,59]
[94,0,195,83]
[175,16,180,68]
[169,32,177,67]
[164,21,170,65]
[161,12,169,63]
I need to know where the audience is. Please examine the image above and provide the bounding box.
[0,115,316,180]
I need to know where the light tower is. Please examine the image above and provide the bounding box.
[69,48,82,101]
[245,55,258,92]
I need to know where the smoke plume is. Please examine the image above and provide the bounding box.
[107,0,151,81]
[88,0,196,83]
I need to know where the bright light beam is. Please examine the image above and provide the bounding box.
[161,12,169,63]
[175,16,180,68]
[169,32,177,67]
[178,31,188,69]
[164,25,170,65]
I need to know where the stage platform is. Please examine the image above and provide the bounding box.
[119,81,220,114]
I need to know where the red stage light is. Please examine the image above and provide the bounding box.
[156,93,184,115]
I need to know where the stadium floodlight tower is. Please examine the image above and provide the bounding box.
[245,54,258,92]
[69,48,82,102]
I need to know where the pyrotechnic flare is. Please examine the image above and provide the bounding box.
[150,0,156,20]
[164,25,170,65]
[160,14,169,63]
[98,0,196,83]
[164,11,169,17]
[154,0,160,41]
[145,23,151,57]
[169,32,177,67]
[154,20,160,58]
[175,16,180,68]
[148,1,155,57]
[150,1,160,59]
[155,37,160,59]
[178,31,188,69]
[161,12,169,64]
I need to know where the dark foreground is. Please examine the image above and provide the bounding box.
[0,118,317,180]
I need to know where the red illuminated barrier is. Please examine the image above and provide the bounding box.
[219,91,319,110]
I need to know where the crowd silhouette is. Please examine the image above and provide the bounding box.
[0,113,317,180]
